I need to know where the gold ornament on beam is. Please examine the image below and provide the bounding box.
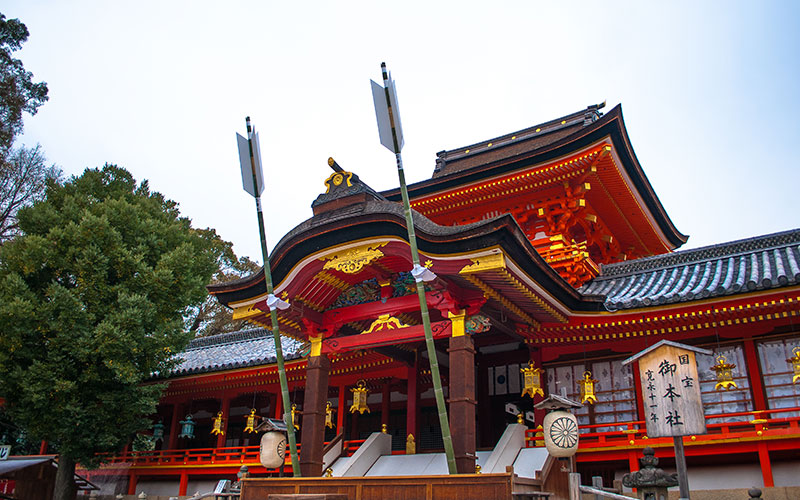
[244,409,259,434]
[710,355,738,390]
[521,362,545,398]
[787,347,800,384]
[211,411,225,436]
[350,380,370,414]
[325,402,335,429]
[578,370,598,404]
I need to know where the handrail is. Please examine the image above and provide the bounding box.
[526,406,800,449]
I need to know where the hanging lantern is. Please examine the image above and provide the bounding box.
[710,355,738,390]
[578,370,598,404]
[521,362,545,398]
[178,414,196,439]
[211,411,225,436]
[291,404,300,430]
[350,380,370,414]
[152,420,165,443]
[787,347,800,384]
[325,402,335,429]
[244,409,259,434]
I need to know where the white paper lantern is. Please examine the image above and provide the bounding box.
[259,431,287,469]
[542,410,579,458]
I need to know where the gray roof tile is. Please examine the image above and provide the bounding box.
[580,229,800,311]
[169,328,304,377]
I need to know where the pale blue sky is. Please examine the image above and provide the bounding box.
[6,1,800,263]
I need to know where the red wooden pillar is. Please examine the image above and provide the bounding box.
[406,357,419,444]
[381,381,391,429]
[448,311,477,474]
[300,353,331,477]
[337,385,347,435]
[274,391,283,420]
[216,393,232,449]
[757,442,774,487]
[743,339,767,411]
[168,402,182,450]
[178,471,189,496]
[127,472,138,495]
[38,440,47,455]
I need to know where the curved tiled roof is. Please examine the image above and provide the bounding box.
[580,229,800,311]
[170,328,304,376]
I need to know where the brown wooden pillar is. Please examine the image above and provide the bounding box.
[215,393,232,448]
[299,352,331,477]
[448,311,477,474]
[406,353,419,443]
[167,402,182,450]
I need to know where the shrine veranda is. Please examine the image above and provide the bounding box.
[77,103,800,496]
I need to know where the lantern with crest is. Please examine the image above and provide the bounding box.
[350,380,370,414]
[578,370,598,404]
[710,355,738,390]
[520,362,545,398]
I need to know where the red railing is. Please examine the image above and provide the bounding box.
[525,406,800,450]
[105,438,367,468]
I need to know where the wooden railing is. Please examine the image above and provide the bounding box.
[525,406,800,450]
[104,439,366,468]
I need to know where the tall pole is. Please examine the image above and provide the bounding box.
[379,63,457,474]
[673,436,690,499]
[245,117,301,476]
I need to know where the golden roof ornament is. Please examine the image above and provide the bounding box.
[521,361,545,398]
[350,380,370,414]
[710,355,738,390]
[578,370,599,404]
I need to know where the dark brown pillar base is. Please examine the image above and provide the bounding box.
[448,334,477,474]
[299,355,331,477]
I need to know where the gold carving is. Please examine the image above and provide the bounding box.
[320,242,387,274]
[232,303,264,320]
[361,314,409,334]
[459,253,506,274]
[324,171,354,193]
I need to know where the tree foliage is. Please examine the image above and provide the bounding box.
[0,144,61,243]
[0,165,218,498]
[185,233,260,336]
[0,13,48,151]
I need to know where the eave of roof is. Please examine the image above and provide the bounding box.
[581,228,800,310]
[381,104,687,250]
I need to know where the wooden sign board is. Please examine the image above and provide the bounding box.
[624,341,710,438]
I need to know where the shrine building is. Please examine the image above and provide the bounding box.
[86,103,800,497]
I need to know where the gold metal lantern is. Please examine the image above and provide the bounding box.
[787,347,800,384]
[578,370,599,404]
[710,355,738,390]
[325,402,335,429]
[291,404,300,430]
[521,362,545,398]
[350,380,370,414]
[211,411,225,436]
[244,409,259,434]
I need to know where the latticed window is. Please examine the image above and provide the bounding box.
[696,344,752,422]
[756,336,800,417]
[546,360,635,431]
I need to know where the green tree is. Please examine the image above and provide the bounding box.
[0,13,48,151]
[0,165,218,500]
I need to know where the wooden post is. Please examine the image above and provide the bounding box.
[406,358,419,442]
[216,393,231,449]
[757,441,774,487]
[38,440,47,455]
[299,354,331,477]
[448,319,477,474]
[592,475,603,500]
[743,339,767,411]
[274,391,282,420]
[337,385,346,436]
[167,402,181,450]
[178,471,189,496]
[673,436,690,500]
[381,381,391,429]
[569,472,581,500]
[127,473,137,495]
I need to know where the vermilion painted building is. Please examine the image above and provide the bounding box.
[87,103,800,496]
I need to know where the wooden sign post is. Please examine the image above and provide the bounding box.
[623,341,712,500]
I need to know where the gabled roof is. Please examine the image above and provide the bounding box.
[581,228,800,310]
[171,328,304,376]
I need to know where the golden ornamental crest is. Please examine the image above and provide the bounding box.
[361,314,410,334]
[321,242,387,274]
